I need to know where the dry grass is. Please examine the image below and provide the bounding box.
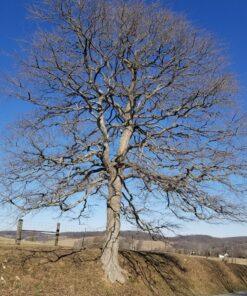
[0,244,247,296]
[0,236,77,248]
[0,236,15,245]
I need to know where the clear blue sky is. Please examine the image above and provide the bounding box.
[0,0,246,237]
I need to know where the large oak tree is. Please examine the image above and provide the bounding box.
[0,0,246,283]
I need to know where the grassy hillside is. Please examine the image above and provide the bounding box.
[0,245,247,296]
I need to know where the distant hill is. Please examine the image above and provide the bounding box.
[0,230,246,257]
[167,235,247,257]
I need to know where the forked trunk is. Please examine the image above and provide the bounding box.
[101,175,126,283]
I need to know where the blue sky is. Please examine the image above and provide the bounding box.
[0,0,246,237]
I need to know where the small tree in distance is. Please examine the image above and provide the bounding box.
[0,0,246,283]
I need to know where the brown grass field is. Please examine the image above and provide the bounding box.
[0,241,247,296]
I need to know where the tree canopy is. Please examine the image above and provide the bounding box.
[0,0,246,283]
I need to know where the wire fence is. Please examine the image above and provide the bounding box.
[1,219,247,266]
[0,218,105,248]
[0,218,173,252]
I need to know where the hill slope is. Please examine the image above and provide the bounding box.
[0,245,247,296]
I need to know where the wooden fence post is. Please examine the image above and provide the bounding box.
[55,223,60,246]
[16,219,23,245]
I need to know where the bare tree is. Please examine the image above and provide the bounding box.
[0,0,246,283]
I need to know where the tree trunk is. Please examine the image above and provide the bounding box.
[101,175,126,283]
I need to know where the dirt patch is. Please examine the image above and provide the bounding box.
[0,245,246,296]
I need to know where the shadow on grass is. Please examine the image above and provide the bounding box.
[15,247,245,296]
[16,247,191,296]
[230,264,247,288]
[15,246,99,268]
[120,250,193,296]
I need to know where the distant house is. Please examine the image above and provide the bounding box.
[219,253,229,261]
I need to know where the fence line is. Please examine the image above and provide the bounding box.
[0,220,246,266]
[0,219,92,248]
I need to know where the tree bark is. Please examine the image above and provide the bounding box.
[101,174,126,283]
[100,120,133,283]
